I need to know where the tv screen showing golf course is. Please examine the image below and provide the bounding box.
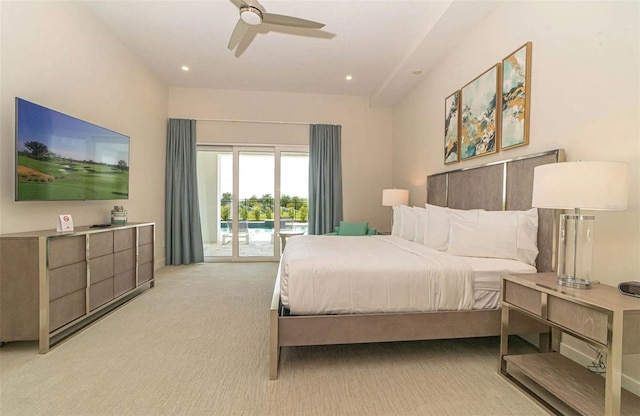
[15,98,130,201]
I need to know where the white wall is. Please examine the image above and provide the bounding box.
[393,0,639,392]
[0,2,168,265]
[169,88,394,232]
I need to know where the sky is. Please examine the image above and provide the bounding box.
[219,153,308,199]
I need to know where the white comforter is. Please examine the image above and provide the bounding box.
[280,235,475,315]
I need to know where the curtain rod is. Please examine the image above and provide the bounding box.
[194,118,339,126]
[196,118,308,126]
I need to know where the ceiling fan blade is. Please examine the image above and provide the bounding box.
[234,29,258,57]
[261,13,325,29]
[229,0,249,9]
[228,19,249,50]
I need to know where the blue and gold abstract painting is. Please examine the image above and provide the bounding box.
[501,42,531,150]
[444,90,460,164]
[460,64,500,161]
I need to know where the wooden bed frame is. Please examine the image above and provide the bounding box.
[269,149,565,380]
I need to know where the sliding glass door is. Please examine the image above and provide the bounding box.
[197,145,308,262]
[238,150,275,258]
[197,148,232,258]
[281,151,309,234]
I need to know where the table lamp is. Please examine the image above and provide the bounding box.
[532,161,628,289]
[382,189,409,229]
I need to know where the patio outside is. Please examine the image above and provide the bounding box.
[203,221,308,257]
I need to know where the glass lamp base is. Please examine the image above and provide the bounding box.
[558,276,592,289]
[556,212,594,290]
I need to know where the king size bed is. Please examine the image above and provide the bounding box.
[269,149,565,380]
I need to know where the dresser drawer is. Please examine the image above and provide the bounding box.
[114,228,135,252]
[48,236,85,269]
[114,269,136,297]
[114,248,136,275]
[138,243,153,265]
[50,289,85,331]
[89,231,113,259]
[138,261,153,284]
[89,277,114,311]
[504,281,542,316]
[138,225,153,245]
[49,261,87,301]
[547,295,609,345]
[89,254,114,284]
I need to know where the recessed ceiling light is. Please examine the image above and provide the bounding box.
[345,75,353,81]
[181,66,190,71]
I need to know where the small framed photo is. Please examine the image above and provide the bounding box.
[501,42,532,150]
[444,90,460,165]
[460,64,501,161]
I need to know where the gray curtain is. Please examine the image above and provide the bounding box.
[165,119,204,264]
[308,124,343,235]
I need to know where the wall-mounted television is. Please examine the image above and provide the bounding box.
[15,98,130,201]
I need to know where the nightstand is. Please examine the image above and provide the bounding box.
[499,273,640,416]
[279,230,304,253]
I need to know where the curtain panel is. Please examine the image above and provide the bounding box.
[308,124,343,235]
[165,119,204,264]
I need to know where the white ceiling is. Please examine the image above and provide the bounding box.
[85,0,500,106]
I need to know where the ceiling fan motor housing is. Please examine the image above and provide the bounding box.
[240,6,262,25]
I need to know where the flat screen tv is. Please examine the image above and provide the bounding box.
[15,98,130,201]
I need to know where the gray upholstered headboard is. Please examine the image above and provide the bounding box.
[426,149,565,272]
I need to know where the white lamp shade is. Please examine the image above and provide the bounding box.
[532,161,628,211]
[382,189,409,206]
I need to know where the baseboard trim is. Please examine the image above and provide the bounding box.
[155,257,165,270]
[560,342,640,396]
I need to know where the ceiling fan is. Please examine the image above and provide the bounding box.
[227,0,325,51]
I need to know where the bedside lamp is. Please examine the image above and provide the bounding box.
[532,161,628,289]
[382,188,409,229]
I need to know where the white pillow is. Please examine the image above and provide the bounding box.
[391,206,403,237]
[447,208,539,265]
[413,206,427,244]
[398,205,417,241]
[448,220,518,260]
[424,204,478,250]
[423,204,449,250]
[513,209,539,265]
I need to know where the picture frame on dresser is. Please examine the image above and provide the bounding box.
[460,63,501,161]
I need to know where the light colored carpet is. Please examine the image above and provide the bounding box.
[0,263,548,415]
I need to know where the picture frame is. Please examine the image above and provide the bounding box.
[500,42,532,150]
[460,64,501,161]
[444,90,460,164]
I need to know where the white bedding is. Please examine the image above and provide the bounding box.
[281,235,477,315]
[462,256,537,309]
[280,235,536,315]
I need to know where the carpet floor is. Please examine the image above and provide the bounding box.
[0,262,548,415]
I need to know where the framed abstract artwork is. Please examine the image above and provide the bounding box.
[444,90,460,164]
[501,42,532,150]
[460,64,501,161]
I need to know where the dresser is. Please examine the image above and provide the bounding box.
[0,223,155,352]
[500,273,640,416]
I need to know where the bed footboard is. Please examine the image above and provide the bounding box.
[269,268,549,380]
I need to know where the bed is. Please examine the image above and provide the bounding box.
[269,149,565,380]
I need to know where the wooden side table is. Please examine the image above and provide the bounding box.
[500,272,640,416]
[279,230,304,253]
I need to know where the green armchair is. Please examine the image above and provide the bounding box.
[325,221,376,236]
